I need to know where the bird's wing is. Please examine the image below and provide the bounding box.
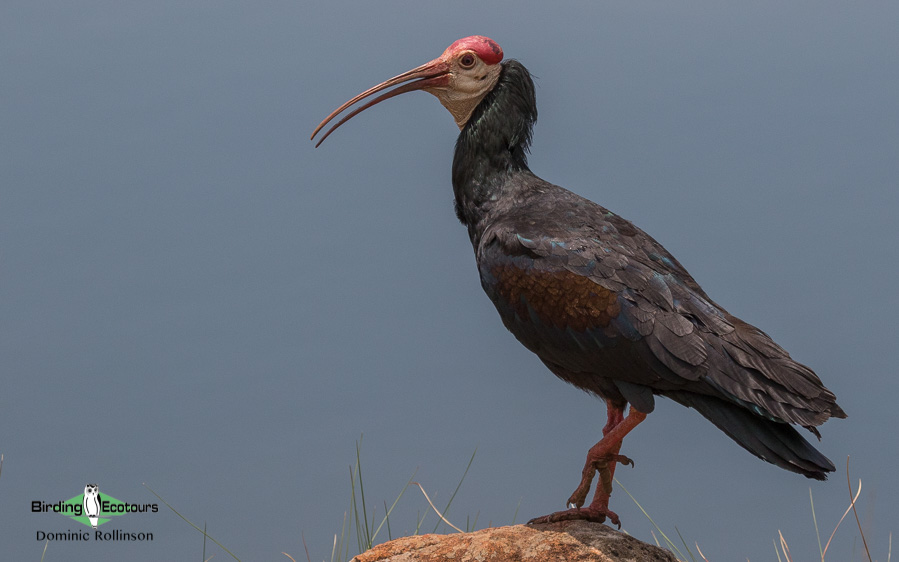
[477,201,843,428]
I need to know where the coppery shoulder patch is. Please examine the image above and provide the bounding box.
[491,264,620,331]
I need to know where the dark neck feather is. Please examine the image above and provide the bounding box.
[452,60,537,229]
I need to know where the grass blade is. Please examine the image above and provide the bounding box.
[413,482,463,533]
[694,542,710,562]
[810,487,823,560]
[511,497,522,526]
[143,483,242,561]
[355,439,371,549]
[432,447,477,533]
[369,469,417,545]
[349,464,363,555]
[675,526,697,562]
[300,530,312,562]
[888,531,892,562]
[846,457,873,562]
[821,469,862,559]
[778,530,793,562]
[415,510,427,535]
[614,478,685,560]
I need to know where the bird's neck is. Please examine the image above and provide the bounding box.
[451,61,537,239]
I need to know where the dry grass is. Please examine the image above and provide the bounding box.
[622,456,892,562]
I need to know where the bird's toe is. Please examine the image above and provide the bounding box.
[566,480,592,509]
[609,453,634,468]
[527,505,620,528]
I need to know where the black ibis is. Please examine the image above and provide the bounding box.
[312,36,846,527]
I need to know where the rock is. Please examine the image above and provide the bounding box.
[352,520,678,562]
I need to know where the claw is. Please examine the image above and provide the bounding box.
[593,453,633,469]
[612,454,634,468]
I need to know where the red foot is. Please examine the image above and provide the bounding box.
[567,453,635,509]
[527,505,622,529]
[532,407,647,531]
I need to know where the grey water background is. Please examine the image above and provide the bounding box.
[2,1,897,560]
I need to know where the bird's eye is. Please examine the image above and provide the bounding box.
[459,53,476,68]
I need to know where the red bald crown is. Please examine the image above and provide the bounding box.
[443,36,503,65]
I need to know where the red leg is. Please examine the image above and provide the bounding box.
[603,400,625,436]
[563,400,629,509]
[528,405,647,528]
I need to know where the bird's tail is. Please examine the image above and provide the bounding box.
[665,391,836,480]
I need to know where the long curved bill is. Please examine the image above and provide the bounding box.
[311,58,451,147]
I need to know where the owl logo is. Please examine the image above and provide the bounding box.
[83,484,101,529]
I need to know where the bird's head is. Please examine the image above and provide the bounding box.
[312,36,504,146]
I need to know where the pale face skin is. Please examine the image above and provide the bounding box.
[425,49,502,129]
